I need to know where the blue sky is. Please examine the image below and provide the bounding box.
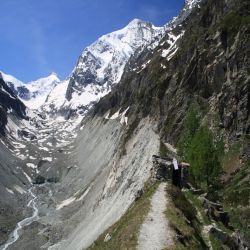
[0,0,184,82]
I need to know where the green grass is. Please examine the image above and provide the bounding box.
[184,191,210,225]
[223,162,250,207]
[209,234,226,250]
[165,185,206,249]
[223,160,250,242]
[221,12,250,30]
[228,207,250,243]
[88,182,159,250]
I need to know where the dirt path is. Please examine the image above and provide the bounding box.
[138,183,174,250]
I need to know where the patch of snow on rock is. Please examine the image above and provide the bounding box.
[27,163,37,169]
[6,188,14,195]
[56,197,76,210]
[14,185,26,194]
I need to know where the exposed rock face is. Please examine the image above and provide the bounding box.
[89,0,249,246]
[42,19,166,119]
[94,0,250,152]
[41,19,165,119]
[66,19,164,101]
[0,77,27,136]
[151,155,173,181]
[38,116,159,250]
[0,77,31,245]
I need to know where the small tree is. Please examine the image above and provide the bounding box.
[187,126,222,189]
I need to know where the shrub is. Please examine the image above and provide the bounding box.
[187,126,222,188]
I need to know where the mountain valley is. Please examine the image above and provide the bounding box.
[0,0,249,249]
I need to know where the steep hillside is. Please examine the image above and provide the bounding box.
[91,0,250,246]
[0,76,28,136]
[0,76,31,245]
[94,0,249,148]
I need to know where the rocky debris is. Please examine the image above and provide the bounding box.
[198,195,231,228]
[47,177,59,183]
[189,186,204,195]
[232,232,250,250]
[18,130,37,140]
[151,155,173,181]
[209,226,236,247]
[134,189,144,201]
[104,233,111,242]
[33,176,45,185]
[207,226,250,250]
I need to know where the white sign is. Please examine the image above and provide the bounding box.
[173,158,178,170]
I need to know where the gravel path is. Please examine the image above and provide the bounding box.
[138,183,174,250]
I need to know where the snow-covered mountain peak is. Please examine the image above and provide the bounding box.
[0,71,60,89]
[168,0,202,29]
[0,71,60,109]
[23,73,60,109]
[103,18,163,47]
[185,0,201,9]
[126,18,154,29]
[0,71,24,87]
[127,18,143,26]
[42,18,165,118]
[27,73,60,91]
[127,18,163,30]
[48,71,58,77]
[66,18,164,96]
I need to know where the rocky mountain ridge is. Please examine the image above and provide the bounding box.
[41,19,166,118]
[0,72,60,109]
[1,0,202,121]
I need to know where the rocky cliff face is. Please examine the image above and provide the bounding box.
[66,19,164,99]
[89,1,249,245]
[0,75,27,136]
[41,1,204,120]
[0,76,33,245]
[42,19,166,118]
[94,0,250,152]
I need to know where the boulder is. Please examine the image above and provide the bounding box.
[33,175,45,185]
